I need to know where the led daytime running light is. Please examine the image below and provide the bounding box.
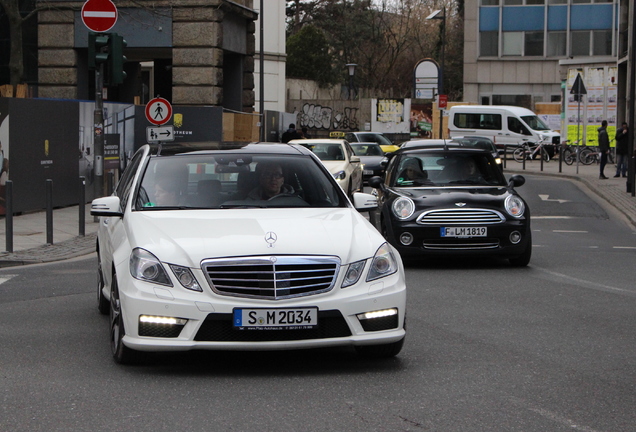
[357,308,398,320]
[139,315,187,325]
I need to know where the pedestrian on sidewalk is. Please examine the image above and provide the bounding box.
[614,122,629,178]
[598,120,610,179]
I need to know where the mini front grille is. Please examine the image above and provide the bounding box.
[202,256,340,300]
[422,239,500,250]
[417,208,505,225]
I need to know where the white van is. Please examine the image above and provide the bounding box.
[448,105,560,151]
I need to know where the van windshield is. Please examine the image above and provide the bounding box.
[521,115,550,131]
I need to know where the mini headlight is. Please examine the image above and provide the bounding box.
[367,242,398,282]
[391,197,415,220]
[342,260,365,288]
[130,248,172,286]
[505,195,525,218]
[170,265,203,292]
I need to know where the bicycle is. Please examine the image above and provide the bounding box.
[512,140,550,163]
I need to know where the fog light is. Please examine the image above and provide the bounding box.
[357,308,398,320]
[399,232,414,245]
[139,315,188,326]
[510,231,522,244]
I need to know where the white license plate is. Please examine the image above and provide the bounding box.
[363,169,374,175]
[441,227,487,237]
[233,307,318,330]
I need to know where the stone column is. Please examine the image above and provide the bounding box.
[38,9,78,99]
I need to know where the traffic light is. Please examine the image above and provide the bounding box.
[108,33,127,85]
[88,32,110,70]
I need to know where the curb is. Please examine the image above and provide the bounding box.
[0,233,97,267]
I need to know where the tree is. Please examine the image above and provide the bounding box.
[286,24,339,87]
[0,0,40,86]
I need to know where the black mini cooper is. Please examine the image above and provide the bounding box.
[369,146,531,266]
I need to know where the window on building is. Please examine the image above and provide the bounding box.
[571,31,590,56]
[503,32,523,56]
[525,32,544,56]
[547,32,567,56]
[481,96,491,105]
[504,0,522,4]
[480,31,499,56]
[592,30,612,55]
[526,0,545,4]
[493,95,532,108]
[548,0,567,3]
[481,0,499,4]
[551,95,561,102]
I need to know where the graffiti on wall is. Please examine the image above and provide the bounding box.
[297,103,359,131]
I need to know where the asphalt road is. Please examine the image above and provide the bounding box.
[1,175,635,432]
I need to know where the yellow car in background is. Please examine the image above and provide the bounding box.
[335,131,401,154]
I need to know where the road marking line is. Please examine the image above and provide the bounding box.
[532,216,576,219]
[613,246,636,249]
[535,267,633,296]
[0,275,17,286]
[553,230,588,233]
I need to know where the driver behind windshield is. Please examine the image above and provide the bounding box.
[247,161,295,200]
[397,157,428,185]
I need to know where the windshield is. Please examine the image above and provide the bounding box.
[351,144,384,156]
[136,153,345,209]
[390,152,505,187]
[356,133,393,146]
[300,142,345,161]
[520,115,550,131]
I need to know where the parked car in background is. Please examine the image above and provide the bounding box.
[290,138,363,198]
[369,146,531,266]
[349,142,388,183]
[91,142,407,364]
[336,131,401,153]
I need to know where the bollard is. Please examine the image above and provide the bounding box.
[46,179,53,245]
[558,145,563,173]
[79,176,86,237]
[540,148,544,171]
[107,171,114,195]
[503,145,507,169]
[5,180,13,253]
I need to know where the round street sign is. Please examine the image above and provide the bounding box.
[81,0,118,33]
[146,97,173,125]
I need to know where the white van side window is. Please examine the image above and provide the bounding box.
[454,113,502,131]
[507,117,531,135]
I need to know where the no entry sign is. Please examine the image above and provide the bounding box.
[81,0,118,33]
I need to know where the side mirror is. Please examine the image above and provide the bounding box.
[509,174,525,188]
[91,196,123,217]
[368,176,385,190]
[352,192,378,212]
[350,155,360,163]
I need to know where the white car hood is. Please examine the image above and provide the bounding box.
[126,208,383,268]
[320,160,348,175]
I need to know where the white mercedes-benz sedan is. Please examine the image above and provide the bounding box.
[91,142,406,364]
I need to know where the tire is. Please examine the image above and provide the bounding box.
[563,149,574,165]
[355,337,404,358]
[97,253,109,315]
[509,234,532,267]
[540,147,550,162]
[580,149,595,165]
[110,274,140,364]
[512,147,526,162]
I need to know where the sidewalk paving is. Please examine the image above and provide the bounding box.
[0,157,634,267]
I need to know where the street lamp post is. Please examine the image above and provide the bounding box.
[346,63,357,100]
[427,8,446,139]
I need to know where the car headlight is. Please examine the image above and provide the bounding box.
[505,195,525,218]
[342,260,365,288]
[170,264,203,292]
[367,242,398,281]
[129,248,172,286]
[333,170,346,180]
[391,197,415,220]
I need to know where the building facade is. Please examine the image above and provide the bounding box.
[464,0,619,110]
[37,0,259,111]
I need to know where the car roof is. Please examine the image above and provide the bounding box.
[149,142,312,157]
[289,138,347,145]
[397,146,492,156]
[350,142,382,146]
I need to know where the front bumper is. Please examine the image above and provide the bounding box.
[117,264,406,352]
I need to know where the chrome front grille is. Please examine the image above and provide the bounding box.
[417,208,505,225]
[202,256,340,300]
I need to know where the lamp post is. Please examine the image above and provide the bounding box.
[427,8,446,139]
[346,63,357,100]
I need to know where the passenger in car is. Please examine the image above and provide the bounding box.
[153,179,181,206]
[246,161,295,200]
[397,158,428,185]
